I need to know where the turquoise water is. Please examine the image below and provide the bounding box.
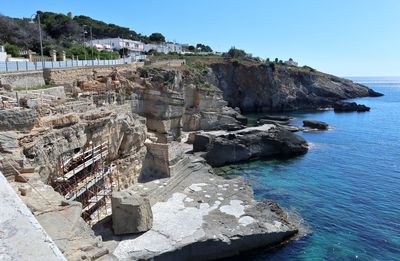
[229,79,400,260]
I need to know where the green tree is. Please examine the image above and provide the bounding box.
[274,58,279,63]
[118,47,129,57]
[269,62,275,71]
[65,43,98,59]
[98,50,119,59]
[226,47,247,59]
[4,43,20,57]
[196,43,213,52]
[149,33,165,43]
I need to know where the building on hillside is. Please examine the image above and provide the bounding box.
[0,45,7,61]
[285,58,298,66]
[144,43,183,54]
[87,38,145,56]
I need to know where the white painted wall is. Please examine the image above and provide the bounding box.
[87,38,144,52]
[144,43,183,54]
[0,45,7,61]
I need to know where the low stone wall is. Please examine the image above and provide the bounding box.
[0,62,144,89]
[43,62,144,85]
[18,86,66,101]
[148,59,186,67]
[0,70,45,88]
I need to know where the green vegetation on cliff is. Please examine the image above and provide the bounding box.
[0,11,162,56]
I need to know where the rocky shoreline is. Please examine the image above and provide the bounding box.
[0,59,383,260]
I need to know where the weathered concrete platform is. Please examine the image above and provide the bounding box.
[0,172,66,261]
[94,155,298,260]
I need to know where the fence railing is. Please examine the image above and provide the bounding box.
[0,55,145,73]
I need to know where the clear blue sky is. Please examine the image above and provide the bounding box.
[1,0,399,76]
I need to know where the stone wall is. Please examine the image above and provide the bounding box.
[43,62,144,85]
[0,70,45,88]
[148,59,186,67]
[0,62,144,89]
[18,86,66,101]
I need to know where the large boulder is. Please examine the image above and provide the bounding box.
[194,126,308,166]
[111,191,153,235]
[303,120,329,130]
[0,109,38,132]
[0,131,18,153]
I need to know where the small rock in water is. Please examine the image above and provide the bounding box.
[303,120,329,130]
[333,101,370,112]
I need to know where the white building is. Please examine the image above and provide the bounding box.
[87,38,145,55]
[144,43,183,54]
[0,45,7,61]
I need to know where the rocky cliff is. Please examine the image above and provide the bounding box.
[0,104,147,187]
[208,62,382,112]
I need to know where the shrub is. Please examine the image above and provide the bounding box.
[269,62,275,71]
[303,65,316,72]
[149,33,165,43]
[4,43,21,57]
[226,47,247,59]
[232,58,241,66]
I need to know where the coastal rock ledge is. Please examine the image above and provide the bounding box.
[95,155,298,260]
[193,124,308,166]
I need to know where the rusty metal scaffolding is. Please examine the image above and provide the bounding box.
[52,139,116,224]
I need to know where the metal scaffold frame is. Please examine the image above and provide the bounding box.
[52,138,117,224]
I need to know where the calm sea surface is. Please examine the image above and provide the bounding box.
[223,78,400,260]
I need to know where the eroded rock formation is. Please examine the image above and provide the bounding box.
[208,62,382,112]
[193,125,308,166]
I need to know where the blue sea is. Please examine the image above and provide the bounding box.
[225,78,400,260]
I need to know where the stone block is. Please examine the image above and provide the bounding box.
[111,191,153,235]
[18,185,32,196]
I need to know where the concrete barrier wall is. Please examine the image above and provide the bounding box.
[0,70,45,88]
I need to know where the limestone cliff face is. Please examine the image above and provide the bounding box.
[132,67,243,134]
[209,62,382,112]
[1,105,147,187]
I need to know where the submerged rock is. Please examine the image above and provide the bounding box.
[333,101,371,112]
[303,120,329,130]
